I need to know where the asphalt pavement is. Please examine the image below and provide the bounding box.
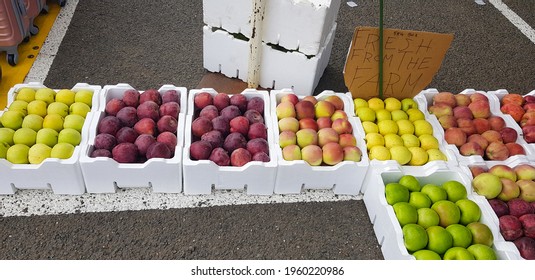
[1,0,535,261]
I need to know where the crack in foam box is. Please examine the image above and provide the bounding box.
[271,89,369,195]
[0,82,101,195]
[415,88,535,164]
[183,88,277,195]
[203,22,336,96]
[203,0,341,56]
[362,161,521,260]
[79,84,186,193]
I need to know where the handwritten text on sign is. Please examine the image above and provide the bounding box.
[344,27,453,100]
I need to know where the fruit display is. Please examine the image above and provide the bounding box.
[89,86,182,163]
[493,91,535,144]
[1,86,95,164]
[468,163,535,259]
[420,90,528,161]
[274,92,362,166]
[353,95,449,166]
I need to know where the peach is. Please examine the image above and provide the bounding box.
[331,118,353,135]
[248,123,268,140]
[457,118,477,136]
[502,93,524,107]
[299,118,319,131]
[455,94,472,107]
[213,93,231,112]
[467,134,489,150]
[246,97,264,115]
[296,128,319,148]
[331,110,348,121]
[191,116,213,138]
[140,89,162,106]
[279,130,297,148]
[481,130,502,143]
[444,127,467,147]
[501,103,525,122]
[470,92,489,103]
[209,147,230,166]
[314,100,336,118]
[486,141,510,160]
[316,117,333,129]
[245,137,269,159]
[498,178,521,201]
[506,142,526,156]
[280,93,299,106]
[468,100,491,119]
[295,100,316,120]
[230,148,252,167]
[282,144,301,161]
[343,146,363,162]
[190,140,213,160]
[473,118,491,134]
[469,166,487,177]
[500,127,518,143]
[339,133,357,148]
[229,116,250,136]
[324,95,345,111]
[317,127,340,147]
[302,96,318,105]
[134,118,157,136]
[438,115,457,129]
[453,106,473,120]
[433,92,456,107]
[459,142,484,157]
[488,116,506,131]
[428,103,453,118]
[322,142,344,166]
[230,94,248,113]
[301,144,323,166]
[193,92,213,110]
[278,117,300,133]
[523,103,535,113]
[276,102,296,119]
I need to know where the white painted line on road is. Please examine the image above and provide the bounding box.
[0,189,361,217]
[489,0,535,44]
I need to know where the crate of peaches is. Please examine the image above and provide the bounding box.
[183,88,277,195]
[414,89,531,164]
[271,89,369,195]
[79,83,186,193]
[0,82,100,195]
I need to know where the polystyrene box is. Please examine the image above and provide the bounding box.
[182,89,277,195]
[78,84,186,193]
[271,89,369,195]
[362,161,521,260]
[0,111,95,195]
[415,88,535,164]
[203,0,341,56]
[203,22,336,96]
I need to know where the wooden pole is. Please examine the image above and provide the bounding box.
[247,0,266,89]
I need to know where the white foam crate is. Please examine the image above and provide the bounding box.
[0,110,95,195]
[203,22,336,96]
[362,161,521,260]
[183,89,277,195]
[6,82,101,111]
[271,89,369,195]
[203,0,341,56]
[78,84,186,193]
[415,88,535,164]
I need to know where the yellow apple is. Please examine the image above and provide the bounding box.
[42,114,64,132]
[13,127,37,146]
[27,100,48,117]
[419,134,440,150]
[69,102,91,118]
[35,87,56,105]
[74,90,94,108]
[384,97,402,112]
[55,89,76,106]
[15,87,36,103]
[50,142,75,159]
[36,128,59,147]
[368,97,385,111]
[0,111,24,130]
[63,114,86,132]
[8,100,29,116]
[6,143,30,164]
[365,132,385,150]
[397,119,415,135]
[409,147,429,166]
[353,98,368,110]
[21,114,44,131]
[369,145,390,161]
[401,134,420,148]
[47,102,70,118]
[28,143,52,164]
[362,121,379,134]
[58,128,82,146]
[413,120,434,136]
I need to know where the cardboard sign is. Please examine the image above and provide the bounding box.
[344,27,453,100]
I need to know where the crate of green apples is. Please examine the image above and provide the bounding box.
[0,82,101,195]
[79,83,186,193]
[271,89,369,195]
[363,160,520,260]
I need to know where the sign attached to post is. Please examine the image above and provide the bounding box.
[344,27,454,100]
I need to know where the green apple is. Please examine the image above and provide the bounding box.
[15,87,36,103]
[399,174,421,192]
[0,141,10,158]
[421,184,448,203]
[42,114,64,132]
[393,202,418,227]
[417,208,440,229]
[0,110,24,130]
[466,244,497,260]
[426,225,453,255]
[403,223,428,252]
[55,89,76,106]
[27,100,48,117]
[431,200,461,227]
[0,127,15,145]
[36,128,59,147]
[69,102,91,118]
[47,102,70,118]
[466,222,494,247]
[6,143,30,164]
[74,90,94,107]
[443,247,475,260]
[13,127,37,147]
[412,249,441,260]
[21,114,44,132]
[456,199,481,225]
[28,143,52,164]
[63,114,86,132]
[34,87,56,105]
[50,142,75,159]
[385,183,410,205]
[8,100,29,116]
[445,224,473,248]
[58,128,81,146]
[409,192,432,209]
[442,180,468,202]
[401,98,419,112]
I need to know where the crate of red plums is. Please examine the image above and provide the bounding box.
[79,83,186,193]
[182,88,277,195]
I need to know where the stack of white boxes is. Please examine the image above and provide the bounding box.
[202,0,341,95]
